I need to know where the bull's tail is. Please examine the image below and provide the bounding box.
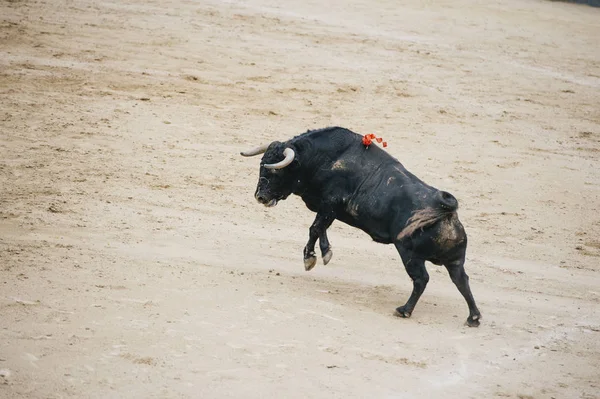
[396,191,458,240]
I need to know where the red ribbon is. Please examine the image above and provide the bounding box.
[362,133,387,148]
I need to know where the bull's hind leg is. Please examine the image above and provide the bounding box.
[393,246,429,318]
[445,256,481,327]
[303,210,334,271]
[319,231,333,265]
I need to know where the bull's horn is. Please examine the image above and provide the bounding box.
[240,143,270,157]
[264,148,295,170]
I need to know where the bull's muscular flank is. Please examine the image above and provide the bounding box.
[241,127,481,327]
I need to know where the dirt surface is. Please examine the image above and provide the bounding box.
[1,0,599,398]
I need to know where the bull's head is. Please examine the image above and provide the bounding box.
[240,141,297,207]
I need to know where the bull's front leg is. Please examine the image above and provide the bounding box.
[304,210,335,271]
[319,231,333,266]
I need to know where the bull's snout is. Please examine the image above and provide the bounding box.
[255,192,267,203]
[255,191,277,207]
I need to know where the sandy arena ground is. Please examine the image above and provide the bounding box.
[1,0,599,398]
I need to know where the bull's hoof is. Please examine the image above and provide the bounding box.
[466,314,481,328]
[322,249,333,265]
[394,306,412,318]
[304,255,317,271]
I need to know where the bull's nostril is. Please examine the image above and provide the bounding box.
[257,195,266,203]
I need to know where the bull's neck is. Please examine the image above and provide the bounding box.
[288,135,349,195]
[289,143,322,196]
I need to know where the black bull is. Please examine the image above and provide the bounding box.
[241,127,481,327]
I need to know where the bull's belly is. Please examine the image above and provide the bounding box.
[335,212,394,244]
